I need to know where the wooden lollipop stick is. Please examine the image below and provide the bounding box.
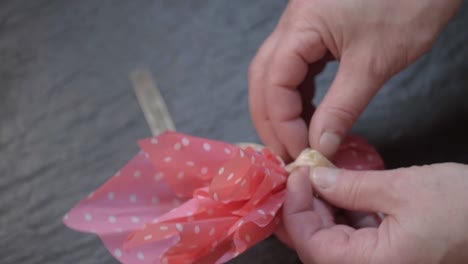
[130,68,176,135]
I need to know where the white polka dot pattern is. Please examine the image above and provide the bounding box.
[63,131,385,264]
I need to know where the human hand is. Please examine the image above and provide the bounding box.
[249,0,462,160]
[283,163,468,263]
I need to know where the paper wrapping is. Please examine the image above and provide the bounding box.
[64,131,384,264]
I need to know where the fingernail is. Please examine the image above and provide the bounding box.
[319,132,341,157]
[310,167,337,189]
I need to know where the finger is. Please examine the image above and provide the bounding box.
[330,224,354,236]
[310,167,403,214]
[266,75,308,159]
[265,28,327,158]
[261,1,327,158]
[303,227,379,264]
[312,196,335,227]
[274,223,295,249]
[249,34,290,160]
[284,168,380,264]
[283,167,328,250]
[344,211,380,228]
[309,54,387,158]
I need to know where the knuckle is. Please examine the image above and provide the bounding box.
[364,28,435,82]
[287,0,321,31]
[409,26,437,55]
[248,39,272,85]
[356,38,406,82]
[288,0,318,12]
[342,174,365,209]
[247,41,271,84]
[382,169,407,206]
[386,177,403,203]
[288,0,308,10]
[365,54,395,82]
[286,0,323,32]
[248,56,263,83]
[319,104,359,129]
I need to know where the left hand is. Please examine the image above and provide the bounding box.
[275,174,379,249]
[248,0,462,161]
[283,164,468,264]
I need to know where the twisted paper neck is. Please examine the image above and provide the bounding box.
[236,143,334,173]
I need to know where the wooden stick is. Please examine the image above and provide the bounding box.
[130,68,176,135]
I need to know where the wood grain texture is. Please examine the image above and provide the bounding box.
[0,1,467,264]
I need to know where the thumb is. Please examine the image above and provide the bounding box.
[309,55,387,157]
[310,167,403,215]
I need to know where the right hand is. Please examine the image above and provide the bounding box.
[283,163,468,263]
[249,0,462,160]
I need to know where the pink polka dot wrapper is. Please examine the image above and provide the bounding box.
[63,131,384,264]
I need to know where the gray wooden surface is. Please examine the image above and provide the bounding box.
[0,1,467,264]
